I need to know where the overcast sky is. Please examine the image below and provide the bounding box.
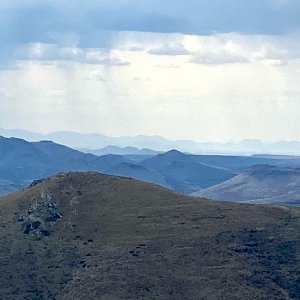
[1,0,300,142]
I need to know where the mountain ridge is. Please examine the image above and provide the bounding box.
[80,145,161,156]
[194,165,300,205]
[2,135,300,204]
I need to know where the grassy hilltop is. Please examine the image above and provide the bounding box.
[0,172,299,299]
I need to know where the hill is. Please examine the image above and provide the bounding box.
[80,145,160,156]
[0,136,53,186]
[162,160,236,193]
[141,150,237,193]
[88,154,132,172]
[0,137,133,195]
[0,136,99,194]
[194,165,300,205]
[105,162,171,188]
[0,172,299,299]
[189,154,300,172]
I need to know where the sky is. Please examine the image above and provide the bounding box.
[0,0,300,142]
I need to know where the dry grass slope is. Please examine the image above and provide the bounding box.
[0,172,299,299]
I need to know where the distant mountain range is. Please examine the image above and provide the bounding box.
[0,136,236,195]
[2,127,300,155]
[194,165,300,205]
[0,137,95,192]
[2,135,300,205]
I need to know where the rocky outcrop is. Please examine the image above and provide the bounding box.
[17,190,62,237]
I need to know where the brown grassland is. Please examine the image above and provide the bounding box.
[0,172,299,299]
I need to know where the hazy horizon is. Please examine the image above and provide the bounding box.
[2,126,300,156]
[3,126,300,144]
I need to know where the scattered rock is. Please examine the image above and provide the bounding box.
[40,229,50,236]
[23,224,32,235]
[19,192,62,237]
[232,246,249,253]
[32,221,41,229]
[245,241,258,247]
[129,244,147,257]
[138,214,147,219]
[46,213,61,222]
[250,227,265,233]
[29,179,45,188]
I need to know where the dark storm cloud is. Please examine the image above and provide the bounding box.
[0,0,300,67]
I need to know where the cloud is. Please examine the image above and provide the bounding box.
[1,0,300,47]
[187,33,300,65]
[17,1,300,34]
[148,43,190,56]
[189,36,255,65]
[191,51,248,65]
[126,46,144,52]
[1,0,300,68]
[1,33,300,143]
[97,57,130,66]
[14,43,130,66]
[9,31,300,68]
[2,1,300,144]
